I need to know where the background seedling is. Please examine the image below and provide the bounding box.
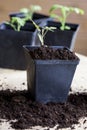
[20,5,42,21]
[49,4,84,30]
[5,17,26,31]
[5,5,42,31]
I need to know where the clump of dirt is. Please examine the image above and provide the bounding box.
[29,46,78,60]
[0,90,87,129]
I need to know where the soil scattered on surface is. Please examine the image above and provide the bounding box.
[29,46,78,60]
[0,90,87,129]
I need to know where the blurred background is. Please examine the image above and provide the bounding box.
[0,0,87,56]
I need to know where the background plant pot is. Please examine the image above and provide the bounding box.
[36,21,79,51]
[23,45,80,104]
[9,12,53,25]
[0,22,38,70]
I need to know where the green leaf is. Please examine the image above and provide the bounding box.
[50,13,59,19]
[5,21,10,25]
[30,5,42,12]
[49,4,62,13]
[20,8,29,13]
[45,26,56,32]
[11,17,25,26]
[74,8,84,15]
[20,5,42,20]
[65,25,70,30]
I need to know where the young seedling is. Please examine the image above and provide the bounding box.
[49,4,84,30]
[20,5,42,21]
[5,17,26,31]
[31,20,56,46]
[5,5,41,31]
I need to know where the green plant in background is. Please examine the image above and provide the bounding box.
[5,5,42,31]
[49,4,84,30]
[31,20,56,45]
[6,17,26,31]
[20,5,42,21]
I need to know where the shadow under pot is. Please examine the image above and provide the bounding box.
[38,21,79,51]
[23,45,80,104]
[0,22,38,70]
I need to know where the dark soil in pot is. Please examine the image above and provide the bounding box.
[0,90,87,129]
[28,46,78,60]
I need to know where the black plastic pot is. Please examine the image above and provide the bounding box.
[36,21,79,51]
[0,22,37,70]
[23,45,80,104]
[9,12,53,25]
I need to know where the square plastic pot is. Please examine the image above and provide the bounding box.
[23,45,80,104]
[36,21,79,51]
[0,22,38,70]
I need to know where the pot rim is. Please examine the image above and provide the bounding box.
[23,45,80,64]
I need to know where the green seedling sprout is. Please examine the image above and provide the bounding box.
[5,17,26,31]
[20,5,42,21]
[31,20,56,46]
[49,4,84,30]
